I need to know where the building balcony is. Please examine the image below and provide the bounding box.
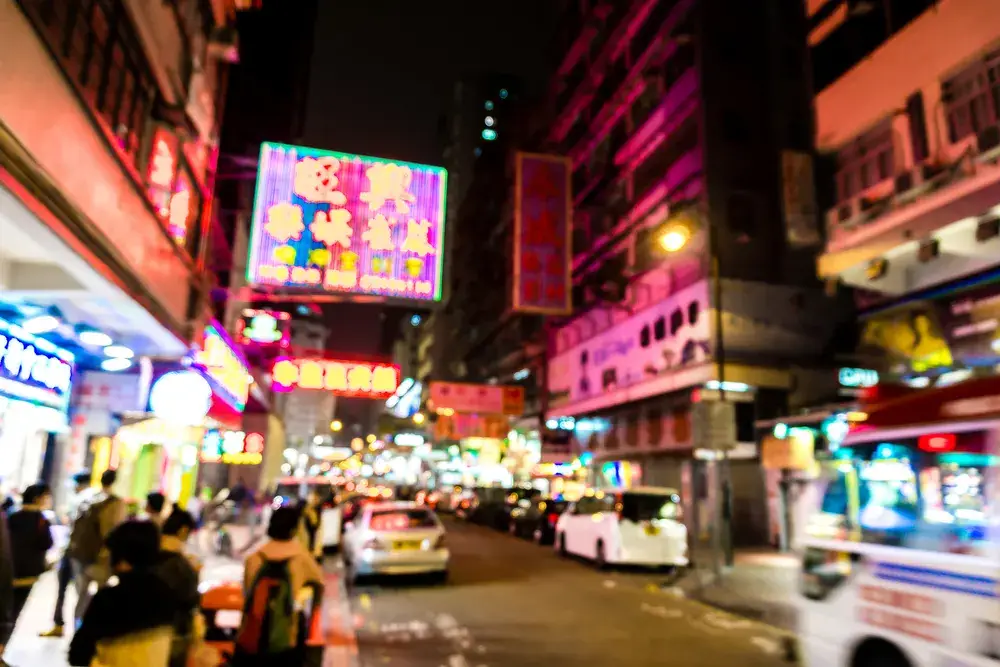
[816,3,1000,295]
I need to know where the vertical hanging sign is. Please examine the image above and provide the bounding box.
[512,152,572,315]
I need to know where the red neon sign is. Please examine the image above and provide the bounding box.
[271,358,400,399]
[918,433,956,453]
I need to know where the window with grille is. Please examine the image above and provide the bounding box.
[834,119,895,203]
[943,50,1000,143]
[18,0,157,177]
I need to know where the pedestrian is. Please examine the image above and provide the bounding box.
[7,483,54,628]
[0,505,16,667]
[142,492,167,529]
[299,490,323,562]
[39,471,96,638]
[233,506,324,667]
[153,507,205,667]
[68,521,179,667]
[67,469,127,626]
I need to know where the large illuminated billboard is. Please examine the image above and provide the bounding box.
[247,142,448,303]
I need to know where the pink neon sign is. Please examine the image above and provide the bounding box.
[246,143,448,303]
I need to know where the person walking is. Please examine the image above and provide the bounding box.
[8,483,54,627]
[68,521,179,667]
[67,469,126,627]
[299,490,324,562]
[39,471,96,638]
[153,507,204,667]
[233,507,324,666]
[141,492,167,529]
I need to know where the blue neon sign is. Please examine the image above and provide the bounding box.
[0,318,73,410]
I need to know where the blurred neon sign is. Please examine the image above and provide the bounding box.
[195,323,250,412]
[271,357,400,399]
[236,309,291,347]
[246,143,448,303]
[0,318,74,410]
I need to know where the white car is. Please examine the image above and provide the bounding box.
[342,502,449,583]
[555,487,688,570]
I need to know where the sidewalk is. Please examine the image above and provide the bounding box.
[4,552,245,667]
[673,549,799,633]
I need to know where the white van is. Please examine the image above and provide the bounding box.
[554,486,688,569]
[798,377,1000,667]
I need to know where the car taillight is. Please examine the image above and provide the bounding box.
[548,514,559,527]
[433,534,446,549]
[363,538,384,551]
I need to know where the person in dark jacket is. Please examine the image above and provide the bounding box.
[0,509,17,667]
[8,483,53,625]
[69,520,179,667]
[153,507,201,667]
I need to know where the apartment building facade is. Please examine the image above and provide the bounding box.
[813,0,1000,385]
[542,0,842,546]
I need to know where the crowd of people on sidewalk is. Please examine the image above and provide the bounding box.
[0,471,327,667]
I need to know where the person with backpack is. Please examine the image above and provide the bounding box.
[7,483,54,627]
[68,521,179,667]
[68,469,126,627]
[39,471,97,639]
[234,506,324,666]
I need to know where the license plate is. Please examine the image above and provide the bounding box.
[393,541,421,551]
[215,610,242,629]
[644,525,660,536]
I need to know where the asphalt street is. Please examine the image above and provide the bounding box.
[347,517,796,667]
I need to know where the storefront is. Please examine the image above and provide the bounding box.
[0,316,74,493]
[92,321,251,506]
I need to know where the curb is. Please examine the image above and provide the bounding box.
[320,566,359,667]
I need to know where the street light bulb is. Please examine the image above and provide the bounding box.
[366,434,376,444]
[413,412,426,425]
[331,420,343,432]
[658,226,690,253]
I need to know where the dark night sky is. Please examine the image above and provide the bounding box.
[301,1,558,165]
[292,1,559,357]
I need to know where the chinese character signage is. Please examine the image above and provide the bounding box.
[193,322,251,413]
[429,381,524,416]
[0,318,74,411]
[235,309,291,348]
[247,142,448,303]
[271,357,400,399]
[513,152,572,314]
[201,430,264,465]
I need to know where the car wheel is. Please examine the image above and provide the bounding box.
[558,533,568,557]
[595,540,608,570]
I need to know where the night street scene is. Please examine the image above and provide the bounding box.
[1,0,999,666]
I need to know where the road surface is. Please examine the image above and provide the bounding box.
[346,517,795,667]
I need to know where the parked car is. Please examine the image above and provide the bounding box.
[554,487,688,571]
[342,502,449,584]
[508,497,568,544]
[496,487,542,531]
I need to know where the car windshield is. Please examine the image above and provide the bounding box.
[620,492,682,522]
[370,509,438,531]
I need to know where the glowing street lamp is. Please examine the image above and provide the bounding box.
[365,434,376,444]
[413,412,426,425]
[330,420,343,432]
[657,224,691,253]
